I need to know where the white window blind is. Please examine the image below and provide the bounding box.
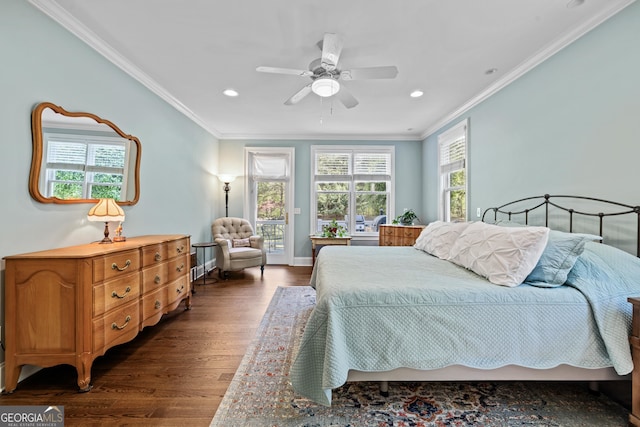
[250,154,289,181]
[439,127,466,175]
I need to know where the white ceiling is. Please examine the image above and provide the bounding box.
[29,0,634,141]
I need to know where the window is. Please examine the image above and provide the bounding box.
[42,132,130,200]
[438,119,468,222]
[311,146,394,235]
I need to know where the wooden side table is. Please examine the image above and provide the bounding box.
[310,235,352,266]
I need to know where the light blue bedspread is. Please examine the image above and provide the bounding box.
[290,244,639,406]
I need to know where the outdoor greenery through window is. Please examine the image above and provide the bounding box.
[438,119,468,222]
[43,133,128,200]
[312,146,394,235]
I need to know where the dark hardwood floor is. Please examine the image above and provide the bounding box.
[0,265,313,427]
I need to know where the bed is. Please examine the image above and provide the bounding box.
[290,194,640,410]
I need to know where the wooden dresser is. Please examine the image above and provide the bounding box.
[378,224,426,246]
[3,234,191,393]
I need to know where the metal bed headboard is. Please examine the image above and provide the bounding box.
[481,194,640,256]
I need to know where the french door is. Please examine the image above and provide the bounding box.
[244,147,294,265]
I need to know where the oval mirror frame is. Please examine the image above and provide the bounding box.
[29,102,141,205]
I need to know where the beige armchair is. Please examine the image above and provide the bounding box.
[212,217,266,278]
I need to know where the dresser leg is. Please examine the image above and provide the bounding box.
[76,357,93,393]
[4,363,21,393]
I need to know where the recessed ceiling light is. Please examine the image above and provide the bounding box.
[223,88,239,97]
[485,68,498,75]
[567,0,585,8]
[410,90,423,98]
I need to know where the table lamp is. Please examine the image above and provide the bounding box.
[87,198,125,243]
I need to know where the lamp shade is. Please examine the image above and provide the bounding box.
[312,77,340,97]
[87,198,125,222]
[218,174,236,184]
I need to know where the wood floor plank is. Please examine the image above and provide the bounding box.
[0,265,313,426]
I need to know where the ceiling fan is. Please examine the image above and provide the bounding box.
[256,33,398,109]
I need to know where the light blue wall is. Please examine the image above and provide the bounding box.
[0,0,220,258]
[219,139,423,257]
[423,2,640,229]
[0,0,221,363]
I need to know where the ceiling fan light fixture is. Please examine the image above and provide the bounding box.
[311,77,340,97]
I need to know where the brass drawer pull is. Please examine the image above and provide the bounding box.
[111,259,131,272]
[176,285,184,294]
[176,245,185,254]
[176,264,185,272]
[154,275,161,284]
[111,315,132,330]
[154,300,161,309]
[111,286,131,299]
[154,253,162,261]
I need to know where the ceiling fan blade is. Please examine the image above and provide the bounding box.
[336,86,359,109]
[256,66,313,77]
[320,33,343,71]
[341,66,398,80]
[284,84,313,105]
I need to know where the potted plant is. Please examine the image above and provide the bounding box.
[322,219,348,237]
[392,209,419,226]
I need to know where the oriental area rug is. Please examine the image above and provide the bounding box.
[210,286,629,426]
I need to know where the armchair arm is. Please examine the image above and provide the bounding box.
[249,235,266,266]
[214,238,231,271]
[249,235,264,251]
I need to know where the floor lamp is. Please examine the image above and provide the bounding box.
[218,175,236,217]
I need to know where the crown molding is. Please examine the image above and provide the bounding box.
[220,132,423,142]
[27,0,223,140]
[420,0,636,140]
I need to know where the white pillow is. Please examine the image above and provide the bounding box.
[414,221,472,259]
[448,221,550,287]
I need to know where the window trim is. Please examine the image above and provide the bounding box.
[310,145,395,238]
[437,119,468,222]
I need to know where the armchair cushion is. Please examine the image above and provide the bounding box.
[232,238,251,248]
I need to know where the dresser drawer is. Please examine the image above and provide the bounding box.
[167,238,189,259]
[92,299,140,352]
[167,255,189,282]
[140,287,167,327]
[380,226,394,236]
[95,250,141,282]
[142,244,168,267]
[166,276,189,306]
[141,263,167,294]
[93,272,141,317]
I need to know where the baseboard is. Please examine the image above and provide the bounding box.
[293,257,313,266]
[192,260,217,281]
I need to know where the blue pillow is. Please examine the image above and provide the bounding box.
[525,230,601,287]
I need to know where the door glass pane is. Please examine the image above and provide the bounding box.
[256,181,286,254]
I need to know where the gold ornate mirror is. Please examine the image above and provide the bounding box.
[30,102,141,205]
